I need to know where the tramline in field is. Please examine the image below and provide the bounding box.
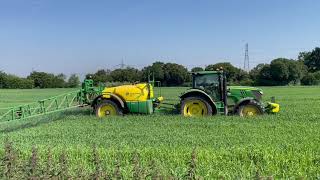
[0,70,280,121]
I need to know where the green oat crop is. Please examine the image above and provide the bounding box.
[0,86,320,178]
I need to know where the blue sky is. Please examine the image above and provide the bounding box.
[0,0,319,77]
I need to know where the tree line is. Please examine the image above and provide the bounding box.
[0,71,80,89]
[1,47,320,89]
[87,47,320,86]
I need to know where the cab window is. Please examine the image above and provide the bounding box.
[194,74,219,88]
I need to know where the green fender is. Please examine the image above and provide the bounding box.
[179,89,218,115]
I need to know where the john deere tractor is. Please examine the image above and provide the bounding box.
[180,70,280,117]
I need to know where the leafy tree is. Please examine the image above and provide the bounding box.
[141,62,190,85]
[269,58,306,85]
[234,69,250,84]
[0,71,34,89]
[3,74,33,89]
[0,71,6,88]
[53,73,66,88]
[205,62,229,72]
[250,64,267,83]
[163,63,189,86]
[270,59,290,83]
[67,74,80,88]
[21,78,34,89]
[259,65,272,80]
[94,69,112,83]
[298,51,311,62]
[27,71,70,88]
[301,73,319,85]
[110,67,141,82]
[287,60,307,84]
[253,64,275,86]
[303,47,320,72]
[314,71,320,79]
[191,67,204,72]
[85,69,113,85]
[205,62,246,84]
[27,71,57,88]
[251,58,306,85]
[141,62,165,82]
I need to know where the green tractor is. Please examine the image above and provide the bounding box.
[180,71,280,117]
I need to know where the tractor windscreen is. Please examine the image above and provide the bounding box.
[194,74,219,88]
[193,74,221,100]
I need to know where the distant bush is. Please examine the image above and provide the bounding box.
[66,74,80,88]
[0,71,81,89]
[27,71,80,88]
[238,78,254,86]
[301,73,320,85]
[0,72,33,89]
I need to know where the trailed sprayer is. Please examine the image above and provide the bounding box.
[0,70,280,121]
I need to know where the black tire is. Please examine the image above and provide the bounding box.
[95,100,123,117]
[237,101,263,117]
[180,96,213,116]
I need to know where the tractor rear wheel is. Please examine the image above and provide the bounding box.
[181,97,212,117]
[237,101,263,117]
[95,100,123,117]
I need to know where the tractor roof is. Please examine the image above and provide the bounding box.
[192,71,222,75]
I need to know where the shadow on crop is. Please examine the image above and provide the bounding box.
[0,108,92,134]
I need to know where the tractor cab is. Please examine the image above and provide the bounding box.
[192,71,223,101]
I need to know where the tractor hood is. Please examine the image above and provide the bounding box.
[227,86,264,102]
[228,86,263,92]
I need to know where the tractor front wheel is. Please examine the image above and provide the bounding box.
[181,97,212,117]
[237,101,263,117]
[95,100,123,117]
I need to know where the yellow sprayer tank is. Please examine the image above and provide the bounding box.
[101,83,156,114]
[102,83,154,102]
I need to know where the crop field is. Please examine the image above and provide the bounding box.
[0,86,320,179]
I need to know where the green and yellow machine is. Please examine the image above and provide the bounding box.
[180,71,279,117]
[0,70,279,121]
[93,70,279,117]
